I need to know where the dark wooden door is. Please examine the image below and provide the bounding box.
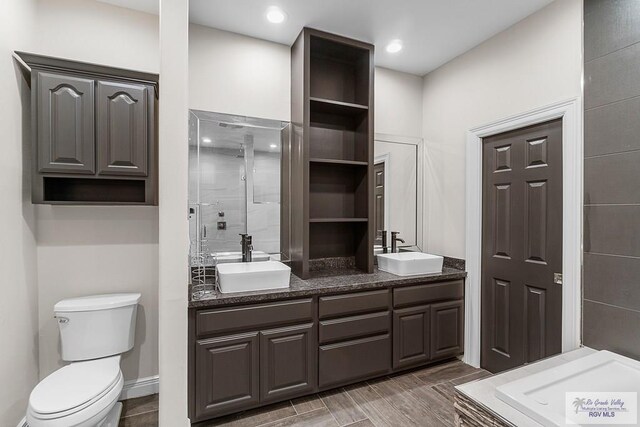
[431,300,464,360]
[393,305,430,369]
[374,162,385,245]
[96,80,149,176]
[194,332,259,419]
[260,323,316,403]
[481,119,563,373]
[36,71,95,174]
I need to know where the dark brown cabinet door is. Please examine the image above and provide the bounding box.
[194,332,259,420]
[37,72,95,174]
[431,300,464,360]
[260,323,316,403]
[96,80,149,176]
[393,305,431,370]
[481,119,563,373]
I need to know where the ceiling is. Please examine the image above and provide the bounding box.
[98,0,554,75]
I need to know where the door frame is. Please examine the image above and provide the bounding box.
[464,98,582,368]
[375,133,425,250]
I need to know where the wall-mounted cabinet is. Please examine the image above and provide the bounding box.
[16,52,158,205]
[290,28,374,278]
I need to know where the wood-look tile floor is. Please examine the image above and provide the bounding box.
[196,360,491,427]
[119,360,490,427]
[119,394,159,426]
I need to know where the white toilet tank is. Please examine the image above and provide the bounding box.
[54,293,141,361]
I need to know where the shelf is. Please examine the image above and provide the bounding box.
[309,220,368,260]
[310,158,368,166]
[310,97,368,116]
[309,218,368,223]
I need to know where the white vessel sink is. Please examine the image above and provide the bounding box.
[217,261,291,293]
[377,252,443,276]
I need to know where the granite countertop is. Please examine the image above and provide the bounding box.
[189,265,466,308]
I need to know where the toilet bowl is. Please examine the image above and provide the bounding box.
[25,293,141,427]
[27,356,123,427]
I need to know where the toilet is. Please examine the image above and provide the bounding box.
[26,293,141,427]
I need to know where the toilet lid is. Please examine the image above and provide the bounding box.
[30,356,121,415]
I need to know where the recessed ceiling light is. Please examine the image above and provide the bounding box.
[269,144,277,149]
[266,6,287,24]
[386,40,403,54]
[201,137,211,143]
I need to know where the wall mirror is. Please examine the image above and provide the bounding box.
[188,110,290,272]
[373,135,424,254]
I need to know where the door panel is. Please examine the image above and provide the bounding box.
[491,279,511,357]
[393,305,430,369]
[524,285,547,363]
[96,81,148,176]
[37,72,95,174]
[260,323,316,403]
[481,119,563,373]
[194,332,259,420]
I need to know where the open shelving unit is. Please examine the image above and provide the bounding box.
[290,28,374,278]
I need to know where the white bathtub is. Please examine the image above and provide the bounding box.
[496,350,640,426]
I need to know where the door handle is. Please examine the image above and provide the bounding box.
[554,273,563,285]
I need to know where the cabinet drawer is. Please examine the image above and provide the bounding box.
[319,334,391,389]
[319,311,390,344]
[393,280,463,308]
[196,299,313,337]
[319,289,389,319]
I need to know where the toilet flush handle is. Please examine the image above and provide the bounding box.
[54,315,69,324]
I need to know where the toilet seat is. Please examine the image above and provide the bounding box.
[27,356,123,426]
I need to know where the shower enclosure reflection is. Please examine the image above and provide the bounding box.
[188,110,289,284]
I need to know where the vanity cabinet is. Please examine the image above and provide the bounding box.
[190,299,317,422]
[189,278,465,423]
[392,280,464,369]
[16,51,158,205]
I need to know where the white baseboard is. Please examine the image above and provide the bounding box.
[120,375,159,400]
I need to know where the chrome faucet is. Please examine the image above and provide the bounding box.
[391,231,405,253]
[240,234,253,262]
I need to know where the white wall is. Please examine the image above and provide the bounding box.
[0,0,38,425]
[422,0,582,257]
[375,67,423,138]
[189,24,291,121]
[158,0,189,424]
[33,0,160,383]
